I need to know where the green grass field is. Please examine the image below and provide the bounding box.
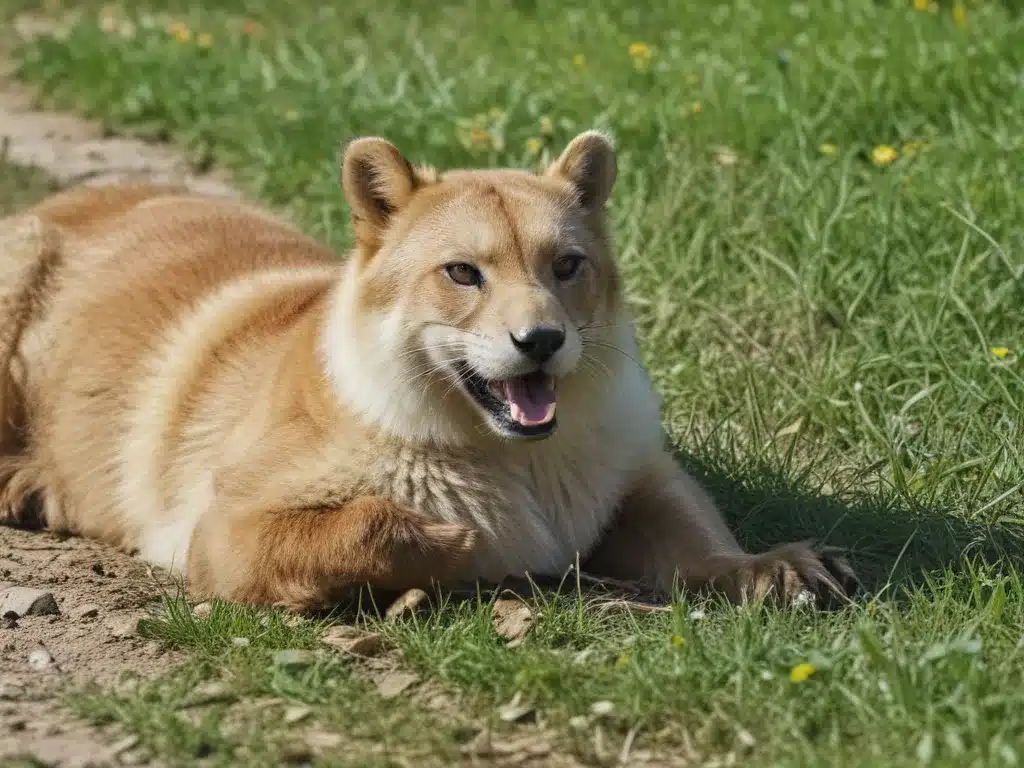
[2,0,1024,764]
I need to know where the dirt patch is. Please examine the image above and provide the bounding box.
[0,525,180,766]
[0,85,239,199]
[0,18,245,764]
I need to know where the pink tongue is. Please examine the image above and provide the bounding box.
[501,376,556,426]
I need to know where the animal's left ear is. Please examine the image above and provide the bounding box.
[545,130,617,210]
[340,136,420,251]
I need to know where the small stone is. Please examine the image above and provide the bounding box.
[688,608,707,621]
[231,637,250,648]
[385,588,430,620]
[0,587,59,618]
[568,715,589,730]
[28,646,55,671]
[321,626,384,657]
[72,603,100,620]
[273,649,316,668]
[498,692,535,724]
[1,617,16,630]
[590,700,615,717]
[375,670,419,699]
[192,601,213,620]
[283,704,312,724]
[108,614,143,638]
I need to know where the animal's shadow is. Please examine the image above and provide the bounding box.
[675,449,1023,594]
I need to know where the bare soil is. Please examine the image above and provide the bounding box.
[0,26,239,764]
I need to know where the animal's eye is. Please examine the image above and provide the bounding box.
[445,262,484,287]
[553,253,585,281]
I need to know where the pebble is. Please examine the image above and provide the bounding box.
[283,704,312,725]
[28,646,55,671]
[71,603,100,620]
[192,601,213,620]
[0,587,60,618]
[231,636,250,648]
[590,700,615,717]
[497,691,535,724]
[108,614,143,638]
[375,670,419,699]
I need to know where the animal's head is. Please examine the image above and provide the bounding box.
[327,131,628,444]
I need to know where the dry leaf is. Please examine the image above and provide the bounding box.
[491,598,534,646]
[320,626,384,657]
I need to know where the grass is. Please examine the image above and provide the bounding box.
[0,0,1022,764]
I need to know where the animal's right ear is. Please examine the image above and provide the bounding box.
[339,137,419,250]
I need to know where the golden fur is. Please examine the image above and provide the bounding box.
[0,132,856,610]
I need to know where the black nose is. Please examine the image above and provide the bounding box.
[510,325,566,365]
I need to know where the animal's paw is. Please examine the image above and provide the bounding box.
[709,542,858,608]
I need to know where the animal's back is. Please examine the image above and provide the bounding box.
[7,185,338,548]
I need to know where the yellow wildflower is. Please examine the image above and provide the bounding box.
[691,101,702,114]
[168,21,191,44]
[913,0,928,9]
[819,143,838,156]
[789,663,816,683]
[196,32,214,48]
[538,115,554,136]
[572,53,586,70]
[525,137,543,155]
[991,346,1010,360]
[671,634,685,649]
[953,2,966,28]
[871,144,897,166]
[628,41,653,72]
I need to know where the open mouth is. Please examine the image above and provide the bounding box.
[456,363,557,438]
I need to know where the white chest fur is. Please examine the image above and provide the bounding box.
[369,360,664,581]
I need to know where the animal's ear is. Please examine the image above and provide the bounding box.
[545,130,617,210]
[340,137,419,248]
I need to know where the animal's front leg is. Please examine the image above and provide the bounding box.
[583,452,857,605]
[186,495,477,613]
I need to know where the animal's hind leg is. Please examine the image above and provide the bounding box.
[0,213,60,528]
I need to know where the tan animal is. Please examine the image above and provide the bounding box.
[0,132,856,611]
